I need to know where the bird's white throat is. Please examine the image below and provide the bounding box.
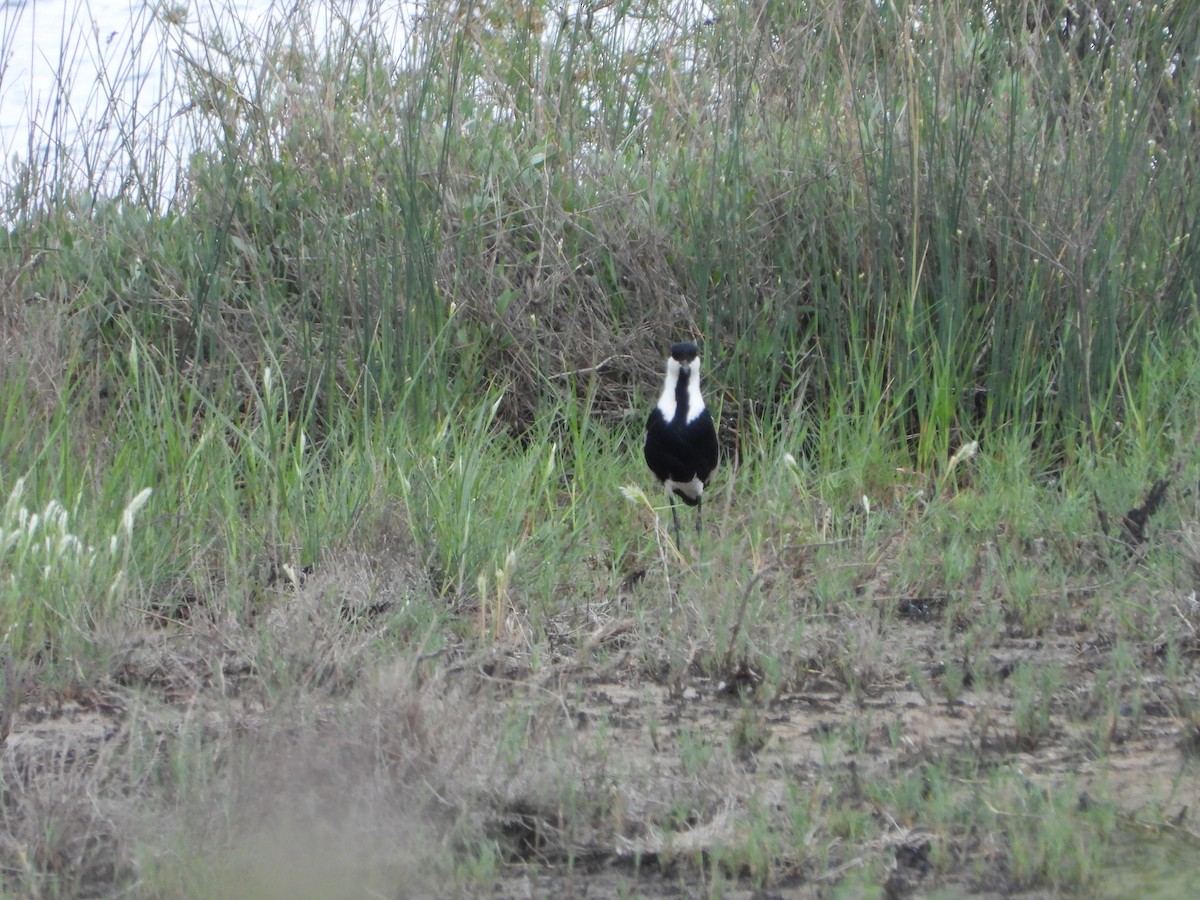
[656,358,706,425]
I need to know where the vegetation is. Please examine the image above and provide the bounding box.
[2,0,1200,895]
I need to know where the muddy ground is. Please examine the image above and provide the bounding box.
[3,575,1200,898]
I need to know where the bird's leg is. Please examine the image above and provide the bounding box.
[670,494,682,547]
[696,496,703,536]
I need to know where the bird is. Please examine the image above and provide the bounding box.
[644,341,720,546]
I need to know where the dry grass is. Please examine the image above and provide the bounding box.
[3,471,1200,897]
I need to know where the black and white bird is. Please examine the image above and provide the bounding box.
[644,341,720,545]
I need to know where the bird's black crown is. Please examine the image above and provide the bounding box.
[670,341,700,362]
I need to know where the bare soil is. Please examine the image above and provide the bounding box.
[3,584,1199,898]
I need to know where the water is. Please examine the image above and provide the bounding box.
[3,0,223,207]
[1,0,704,214]
[0,0,346,210]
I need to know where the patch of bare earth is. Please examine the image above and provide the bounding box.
[2,553,1199,898]
[487,625,1200,898]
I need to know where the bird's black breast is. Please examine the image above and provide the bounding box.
[644,407,719,487]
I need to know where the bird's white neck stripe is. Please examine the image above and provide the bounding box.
[683,366,704,424]
[656,367,678,421]
[656,359,706,424]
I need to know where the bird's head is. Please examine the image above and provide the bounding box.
[669,341,700,375]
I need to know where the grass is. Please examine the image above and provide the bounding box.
[4,0,1200,895]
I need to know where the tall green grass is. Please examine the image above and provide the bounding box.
[8,0,1198,451]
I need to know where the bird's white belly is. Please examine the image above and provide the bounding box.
[665,476,704,500]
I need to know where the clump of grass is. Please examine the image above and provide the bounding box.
[1010,660,1062,750]
[0,477,151,660]
[991,775,1119,891]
